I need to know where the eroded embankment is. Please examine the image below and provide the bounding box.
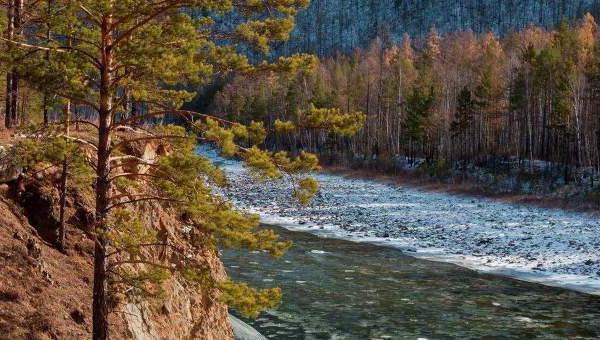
[0,141,234,339]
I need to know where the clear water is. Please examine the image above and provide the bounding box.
[223,226,600,339]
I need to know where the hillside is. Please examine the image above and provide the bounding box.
[0,141,234,339]
[273,0,600,55]
[0,195,99,339]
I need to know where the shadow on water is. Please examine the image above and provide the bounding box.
[223,225,600,340]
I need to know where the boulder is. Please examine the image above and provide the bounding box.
[0,145,22,184]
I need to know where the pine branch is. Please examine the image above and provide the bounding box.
[109,2,182,50]
[60,135,99,150]
[108,135,192,154]
[78,4,102,26]
[105,196,183,212]
[54,91,100,112]
[108,259,173,270]
[108,172,163,183]
[106,242,182,258]
[113,125,155,136]
[0,37,102,69]
[109,155,154,164]
[47,120,99,130]
[111,109,238,130]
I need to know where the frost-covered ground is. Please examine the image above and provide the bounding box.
[202,147,600,295]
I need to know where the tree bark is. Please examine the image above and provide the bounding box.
[58,100,70,251]
[42,0,54,126]
[92,14,114,340]
[9,73,18,126]
[5,0,15,129]
[8,0,23,127]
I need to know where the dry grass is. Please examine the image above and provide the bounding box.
[0,197,127,339]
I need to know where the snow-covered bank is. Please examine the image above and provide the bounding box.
[202,147,600,295]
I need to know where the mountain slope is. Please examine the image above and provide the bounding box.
[274,0,600,56]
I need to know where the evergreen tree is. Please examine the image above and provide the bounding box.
[1,1,363,339]
[451,87,475,139]
[403,86,434,163]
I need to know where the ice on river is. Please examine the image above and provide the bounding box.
[201,146,600,295]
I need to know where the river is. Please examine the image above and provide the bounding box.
[199,146,600,338]
[223,226,600,339]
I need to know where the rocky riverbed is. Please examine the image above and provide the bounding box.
[202,147,600,295]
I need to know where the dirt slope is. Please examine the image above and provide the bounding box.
[0,139,233,339]
[0,196,101,339]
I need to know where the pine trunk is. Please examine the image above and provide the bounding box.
[42,0,53,126]
[5,0,15,129]
[58,100,71,251]
[9,0,23,127]
[92,14,114,340]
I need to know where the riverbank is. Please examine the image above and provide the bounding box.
[202,146,600,296]
[256,213,600,296]
[324,165,600,213]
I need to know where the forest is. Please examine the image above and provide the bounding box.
[273,0,600,56]
[211,14,600,190]
[2,1,600,339]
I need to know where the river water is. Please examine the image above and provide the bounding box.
[201,146,600,338]
[223,226,600,339]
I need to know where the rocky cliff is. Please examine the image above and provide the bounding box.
[0,141,234,339]
[273,0,600,56]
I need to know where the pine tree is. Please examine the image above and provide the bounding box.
[403,86,434,164]
[451,86,475,147]
[2,1,361,339]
